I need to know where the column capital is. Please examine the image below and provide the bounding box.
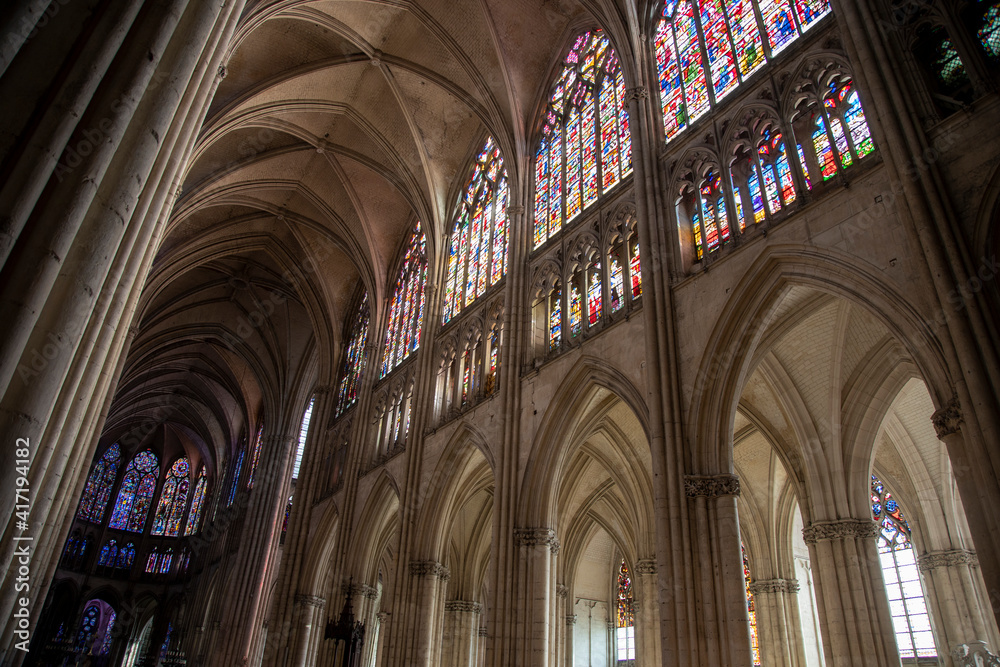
[556,584,569,599]
[625,86,650,102]
[802,518,879,544]
[507,205,525,216]
[684,474,740,497]
[444,600,483,613]
[293,593,326,609]
[410,560,451,581]
[635,558,657,575]
[932,396,964,438]
[342,582,378,600]
[566,614,578,626]
[748,578,800,594]
[917,549,978,572]
[376,611,390,623]
[479,626,489,637]
[514,527,560,553]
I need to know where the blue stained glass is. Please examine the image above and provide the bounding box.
[227,451,244,507]
[186,468,207,535]
[152,457,190,537]
[77,604,99,651]
[108,450,159,533]
[99,609,116,655]
[99,540,117,567]
[77,443,121,523]
[116,543,135,569]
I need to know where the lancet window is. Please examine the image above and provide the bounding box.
[444,137,509,322]
[151,457,189,537]
[616,560,636,662]
[292,396,315,481]
[336,293,369,416]
[227,449,244,507]
[185,467,207,535]
[381,222,427,377]
[108,450,159,533]
[655,0,831,143]
[871,474,936,659]
[743,545,761,666]
[247,422,264,489]
[77,443,121,523]
[534,30,632,249]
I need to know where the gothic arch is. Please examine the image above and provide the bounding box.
[688,244,955,475]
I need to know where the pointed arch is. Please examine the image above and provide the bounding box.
[108,450,160,533]
[77,443,122,524]
[151,457,190,537]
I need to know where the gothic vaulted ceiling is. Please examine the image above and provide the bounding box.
[125,0,630,465]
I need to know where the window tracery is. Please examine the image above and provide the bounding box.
[151,457,190,537]
[534,31,632,249]
[77,443,121,523]
[444,137,509,322]
[185,467,207,535]
[616,559,636,662]
[381,222,427,377]
[337,293,369,416]
[655,0,831,143]
[108,450,159,533]
[871,474,937,659]
[371,368,415,463]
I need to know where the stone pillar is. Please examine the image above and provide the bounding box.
[802,519,898,666]
[748,578,801,667]
[555,585,569,667]
[563,614,576,667]
[684,474,754,667]
[409,560,450,666]
[514,528,559,667]
[634,559,661,667]
[918,550,1000,666]
[289,593,326,667]
[441,600,482,667]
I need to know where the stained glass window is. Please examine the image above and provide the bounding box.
[227,450,244,507]
[743,545,761,666]
[247,422,265,489]
[629,237,642,298]
[444,138,509,323]
[337,294,370,415]
[99,540,118,567]
[656,0,830,144]
[588,265,602,326]
[801,79,873,184]
[616,560,636,661]
[609,251,624,313]
[185,467,207,535]
[77,604,99,652]
[570,284,583,336]
[160,623,174,662]
[292,397,315,481]
[146,549,158,573]
[99,609,116,655]
[549,287,562,350]
[978,0,1000,57]
[381,222,427,376]
[108,450,159,533]
[151,457,190,537]
[871,475,937,659]
[77,443,121,523]
[116,543,135,569]
[534,31,633,248]
[179,548,191,573]
[159,548,173,574]
[281,495,293,543]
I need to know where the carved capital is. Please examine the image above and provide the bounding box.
[566,614,578,626]
[479,626,489,637]
[444,600,483,613]
[932,397,964,438]
[625,86,650,102]
[410,560,451,581]
[952,641,1000,665]
[684,474,740,497]
[294,593,326,609]
[507,204,525,216]
[514,527,560,553]
[376,611,390,623]
[342,582,378,600]
[748,578,800,595]
[556,585,569,599]
[635,559,657,575]
[802,519,879,544]
[918,549,978,572]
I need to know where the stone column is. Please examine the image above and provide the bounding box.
[802,518,898,666]
[634,559,661,667]
[563,614,576,667]
[289,593,326,667]
[441,600,482,667]
[555,585,568,667]
[748,578,801,667]
[918,550,1000,665]
[409,560,450,666]
[684,474,753,667]
[514,528,559,667]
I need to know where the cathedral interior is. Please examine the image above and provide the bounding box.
[1,0,1000,665]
